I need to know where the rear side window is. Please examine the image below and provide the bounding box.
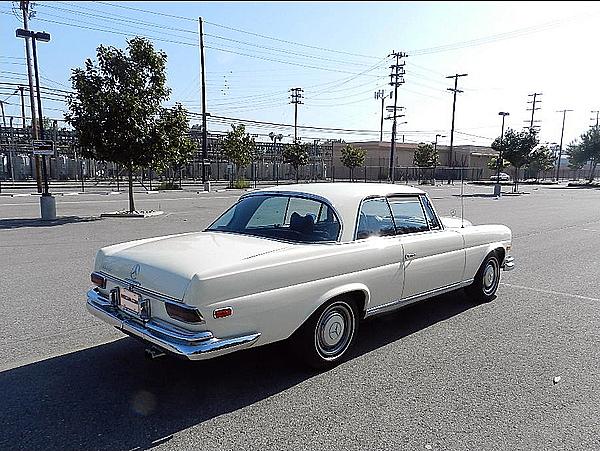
[388,196,429,234]
[208,194,340,242]
[421,195,441,230]
[356,198,395,239]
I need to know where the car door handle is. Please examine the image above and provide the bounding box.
[405,252,416,259]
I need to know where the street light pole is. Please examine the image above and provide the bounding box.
[434,133,446,154]
[30,35,49,196]
[495,112,509,196]
[19,1,42,193]
[433,134,445,186]
[16,26,55,220]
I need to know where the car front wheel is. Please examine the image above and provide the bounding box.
[466,253,501,303]
[293,299,358,369]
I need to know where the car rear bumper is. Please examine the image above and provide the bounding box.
[86,289,260,360]
[503,256,515,271]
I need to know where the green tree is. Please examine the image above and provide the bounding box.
[221,124,256,184]
[413,142,438,167]
[340,144,367,181]
[282,141,309,183]
[152,104,196,188]
[413,142,439,184]
[567,127,600,182]
[491,128,538,192]
[526,146,556,181]
[66,37,180,212]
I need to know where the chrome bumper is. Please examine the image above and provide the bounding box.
[86,289,260,360]
[503,255,515,271]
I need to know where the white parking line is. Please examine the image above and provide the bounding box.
[500,282,600,302]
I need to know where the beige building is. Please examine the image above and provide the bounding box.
[330,141,498,180]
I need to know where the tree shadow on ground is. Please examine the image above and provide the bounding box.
[0,290,478,450]
[0,216,102,230]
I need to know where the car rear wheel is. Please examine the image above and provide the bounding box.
[293,299,358,369]
[466,253,501,303]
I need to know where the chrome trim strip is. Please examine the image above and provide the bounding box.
[365,279,474,317]
[503,256,515,271]
[97,271,182,303]
[87,289,260,360]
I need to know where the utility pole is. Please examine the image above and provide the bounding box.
[388,51,407,183]
[446,73,468,171]
[198,17,208,187]
[19,86,26,129]
[289,87,304,142]
[19,0,42,193]
[590,110,599,128]
[555,109,573,182]
[0,101,6,127]
[374,89,393,143]
[525,92,542,130]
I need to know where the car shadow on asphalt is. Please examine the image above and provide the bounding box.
[0,216,101,229]
[0,290,477,450]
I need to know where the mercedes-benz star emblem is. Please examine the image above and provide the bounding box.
[329,322,342,340]
[130,264,141,280]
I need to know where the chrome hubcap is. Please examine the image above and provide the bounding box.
[315,302,354,359]
[321,313,345,347]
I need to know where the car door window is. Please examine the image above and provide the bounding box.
[356,198,396,239]
[388,196,429,234]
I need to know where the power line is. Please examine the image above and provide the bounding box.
[39,2,197,35]
[94,1,196,22]
[204,45,383,76]
[409,10,600,56]
[204,33,371,67]
[92,1,379,60]
[203,22,379,60]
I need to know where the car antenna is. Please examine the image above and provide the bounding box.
[460,166,465,228]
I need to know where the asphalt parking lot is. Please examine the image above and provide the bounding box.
[1,182,599,450]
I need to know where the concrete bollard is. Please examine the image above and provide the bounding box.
[40,194,57,221]
[203,181,211,192]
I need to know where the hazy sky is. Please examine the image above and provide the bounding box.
[2,1,599,148]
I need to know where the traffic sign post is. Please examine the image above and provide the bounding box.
[32,140,55,156]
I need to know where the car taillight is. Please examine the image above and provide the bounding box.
[91,272,106,289]
[165,302,204,323]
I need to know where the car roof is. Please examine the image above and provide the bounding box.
[250,182,424,202]
[243,183,425,242]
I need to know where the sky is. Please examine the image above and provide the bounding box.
[2,1,600,148]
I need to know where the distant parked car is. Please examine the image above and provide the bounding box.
[87,183,514,368]
[490,172,511,182]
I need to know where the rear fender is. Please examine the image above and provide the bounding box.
[315,283,371,316]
